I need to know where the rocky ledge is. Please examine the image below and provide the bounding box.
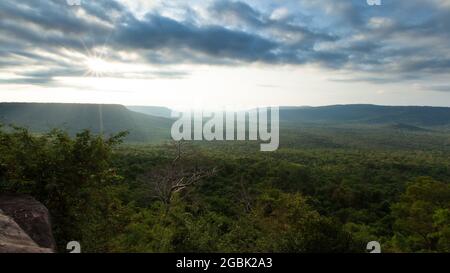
[0,195,55,253]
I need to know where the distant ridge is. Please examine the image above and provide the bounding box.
[279,104,450,127]
[1,103,450,143]
[0,103,172,142]
[126,105,173,119]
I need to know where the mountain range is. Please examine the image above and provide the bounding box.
[1,103,450,142]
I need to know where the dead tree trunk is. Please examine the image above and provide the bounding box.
[144,141,217,206]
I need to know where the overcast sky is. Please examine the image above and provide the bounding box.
[1,0,450,109]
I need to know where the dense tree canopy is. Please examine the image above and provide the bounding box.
[1,125,449,252]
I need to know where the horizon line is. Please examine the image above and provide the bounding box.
[2,101,450,110]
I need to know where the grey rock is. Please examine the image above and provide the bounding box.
[0,195,56,252]
[0,209,52,253]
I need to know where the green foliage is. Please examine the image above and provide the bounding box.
[221,190,359,252]
[0,125,131,251]
[1,124,449,253]
[111,191,359,253]
[388,177,450,252]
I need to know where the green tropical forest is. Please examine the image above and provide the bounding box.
[1,103,449,253]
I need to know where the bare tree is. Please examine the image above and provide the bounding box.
[143,141,217,206]
[237,175,253,213]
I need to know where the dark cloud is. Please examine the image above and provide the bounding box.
[114,14,278,63]
[429,85,450,92]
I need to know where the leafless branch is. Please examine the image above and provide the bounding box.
[143,141,217,205]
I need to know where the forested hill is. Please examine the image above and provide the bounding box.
[126,105,173,119]
[0,103,172,142]
[128,104,450,128]
[279,104,450,127]
[2,103,450,143]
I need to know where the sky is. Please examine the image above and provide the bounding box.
[1,0,450,109]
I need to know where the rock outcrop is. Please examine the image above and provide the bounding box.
[0,195,55,253]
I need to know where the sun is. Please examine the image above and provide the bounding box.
[85,56,112,77]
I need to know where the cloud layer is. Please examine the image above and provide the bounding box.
[1,0,450,85]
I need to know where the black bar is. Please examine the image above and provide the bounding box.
[0,253,445,272]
